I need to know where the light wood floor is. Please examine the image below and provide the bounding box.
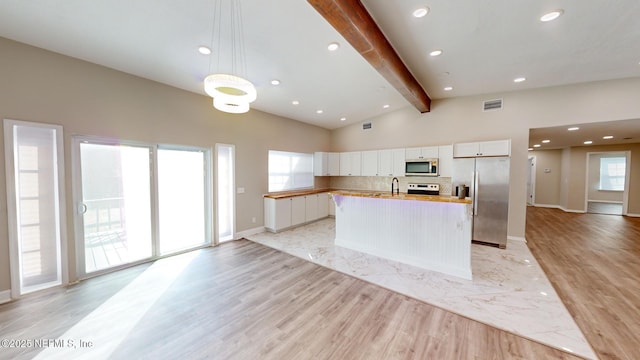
[0,240,581,360]
[526,206,640,360]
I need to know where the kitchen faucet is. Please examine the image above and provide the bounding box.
[391,177,399,195]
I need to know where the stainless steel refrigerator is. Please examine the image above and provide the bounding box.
[452,157,510,248]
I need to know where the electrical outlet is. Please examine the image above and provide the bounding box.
[237,187,245,194]
[251,217,256,223]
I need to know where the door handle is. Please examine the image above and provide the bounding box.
[473,171,479,216]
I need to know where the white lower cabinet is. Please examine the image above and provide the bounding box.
[264,192,333,233]
[318,193,330,218]
[305,195,319,222]
[291,196,306,226]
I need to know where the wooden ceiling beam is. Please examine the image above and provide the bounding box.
[308,0,431,113]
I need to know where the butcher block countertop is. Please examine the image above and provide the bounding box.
[263,188,334,199]
[329,190,472,204]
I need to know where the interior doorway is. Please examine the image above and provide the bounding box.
[527,156,536,205]
[585,151,630,215]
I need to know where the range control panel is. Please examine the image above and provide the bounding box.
[407,183,440,195]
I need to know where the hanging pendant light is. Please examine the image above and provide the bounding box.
[204,0,256,114]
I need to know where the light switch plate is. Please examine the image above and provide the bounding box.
[237,187,245,193]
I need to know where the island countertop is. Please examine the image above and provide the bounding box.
[329,190,472,204]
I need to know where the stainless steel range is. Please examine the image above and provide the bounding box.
[407,183,440,195]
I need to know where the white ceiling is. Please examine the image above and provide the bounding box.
[0,0,639,131]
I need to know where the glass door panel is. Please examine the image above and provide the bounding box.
[79,143,153,273]
[217,144,234,242]
[158,148,208,254]
[4,121,65,295]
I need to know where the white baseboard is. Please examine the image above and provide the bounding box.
[0,289,11,304]
[508,236,527,243]
[533,203,562,209]
[234,226,265,240]
[626,213,640,218]
[532,203,585,213]
[560,206,586,213]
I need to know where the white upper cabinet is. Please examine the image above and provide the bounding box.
[340,151,362,176]
[453,140,511,158]
[314,152,340,176]
[405,146,439,159]
[438,145,453,177]
[361,150,379,176]
[382,148,406,176]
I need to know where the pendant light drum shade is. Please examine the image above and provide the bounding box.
[212,96,250,114]
[204,73,257,104]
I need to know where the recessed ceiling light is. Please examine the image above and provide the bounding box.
[528,148,534,151]
[444,86,453,91]
[270,79,280,86]
[383,104,390,109]
[340,117,347,121]
[603,135,614,139]
[316,109,323,114]
[413,7,429,18]
[540,9,564,22]
[568,127,579,131]
[514,77,526,83]
[292,100,299,105]
[584,140,593,145]
[198,46,211,55]
[533,144,541,148]
[327,42,340,51]
[542,139,551,143]
[429,49,443,57]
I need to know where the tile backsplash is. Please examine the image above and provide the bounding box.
[328,176,452,195]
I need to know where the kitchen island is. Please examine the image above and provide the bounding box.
[330,190,473,279]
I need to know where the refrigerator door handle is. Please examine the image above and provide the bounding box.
[473,171,479,216]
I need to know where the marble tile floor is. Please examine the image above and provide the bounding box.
[246,218,597,359]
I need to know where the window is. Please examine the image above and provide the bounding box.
[268,150,313,192]
[599,157,626,191]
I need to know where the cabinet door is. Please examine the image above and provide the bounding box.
[453,142,480,158]
[339,152,351,176]
[391,148,406,176]
[305,195,318,222]
[327,153,340,176]
[340,152,361,176]
[378,149,393,176]
[274,198,292,231]
[405,147,422,160]
[317,193,329,218]
[291,196,306,226]
[438,145,453,177]
[361,150,379,176]
[479,140,510,156]
[313,152,327,176]
[350,152,362,176]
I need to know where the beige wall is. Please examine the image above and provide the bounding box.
[565,144,640,212]
[0,38,331,292]
[330,77,640,240]
[530,149,563,206]
[531,148,635,209]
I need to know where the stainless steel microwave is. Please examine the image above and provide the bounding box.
[405,158,438,176]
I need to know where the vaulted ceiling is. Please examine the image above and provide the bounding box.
[1,0,639,134]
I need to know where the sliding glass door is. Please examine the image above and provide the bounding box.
[74,138,211,277]
[77,142,153,274]
[158,147,210,254]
